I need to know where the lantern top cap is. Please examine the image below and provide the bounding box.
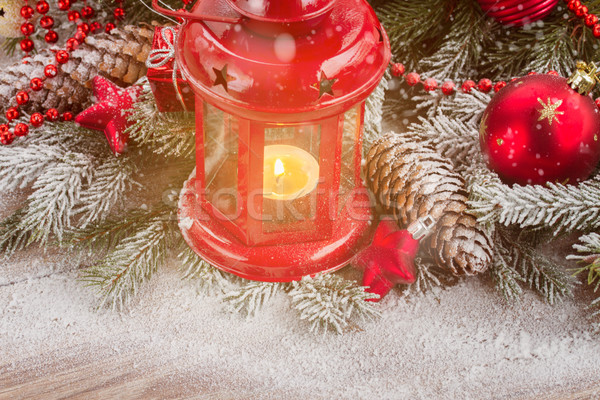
[225,0,335,22]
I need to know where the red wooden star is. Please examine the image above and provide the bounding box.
[75,76,142,155]
[354,219,418,301]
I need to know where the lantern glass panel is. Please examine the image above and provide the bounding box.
[261,124,322,233]
[339,105,361,214]
[203,103,239,218]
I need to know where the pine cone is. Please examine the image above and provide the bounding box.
[0,25,153,115]
[366,132,492,275]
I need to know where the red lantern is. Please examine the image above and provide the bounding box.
[154,0,390,281]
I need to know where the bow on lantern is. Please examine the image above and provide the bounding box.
[145,26,189,111]
[355,216,436,301]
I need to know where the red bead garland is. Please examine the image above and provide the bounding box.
[568,0,600,39]
[1,0,126,145]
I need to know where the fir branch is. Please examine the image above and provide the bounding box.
[19,151,97,245]
[0,207,33,257]
[82,206,177,310]
[127,82,196,159]
[68,202,173,253]
[469,177,600,235]
[74,156,138,228]
[288,274,380,334]
[223,281,283,317]
[178,244,232,295]
[408,257,451,294]
[363,73,389,151]
[494,228,575,304]
[568,232,600,291]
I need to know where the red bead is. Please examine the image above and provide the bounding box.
[493,81,507,92]
[62,111,73,121]
[81,6,94,18]
[437,80,454,96]
[585,13,598,26]
[90,21,102,33]
[20,5,34,19]
[391,63,405,77]
[44,64,58,78]
[105,22,116,33]
[593,24,600,37]
[66,38,79,50]
[461,80,476,93]
[6,107,20,121]
[77,22,90,33]
[40,15,54,29]
[527,71,537,75]
[568,0,581,11]
[405,72,420,86]
[58,0,71,10]
[477,78,493,93]
[423,78,437,91]
[74,30,86,43]
[44,30,58,44]
[576,5,588,18]
[68,10,80,21]
[596,97,600,109]
[36,0,50,14]
[21,22,35,36]
[14,123,29,137]
[30,113,44,127]
[547,70,559,76]
[0,125,15,145]
[55,50,69,64]
[20,38,34,52]
[30,77,44,91]
[16,91,30,105]
[113,7,125,20]
[45,108,59,122]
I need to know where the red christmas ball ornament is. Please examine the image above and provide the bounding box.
[66,37,79,50]
[477,0,559,26]
[113,7,125,20]
[480,72,600,186]
[68,10,80,21]
[74,30,86,43]
[77,22,90,33]
[81,6,94,19]
[105,22,115,33]
[14,123,29,137]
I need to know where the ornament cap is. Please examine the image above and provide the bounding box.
[407,215,435,241]
[567,61,599,95]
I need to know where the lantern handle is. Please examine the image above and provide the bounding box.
[151,0,243,24]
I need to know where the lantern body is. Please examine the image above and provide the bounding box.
[176,0,390,281]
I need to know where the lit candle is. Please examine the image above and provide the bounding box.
[263,144,320,200]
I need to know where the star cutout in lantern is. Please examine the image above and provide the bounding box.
[213,64,235,92]
[75,76,142,155]
[312,71,337,99]
[537,97,564,126]
[0,8,5,17]
[354,219,418,301]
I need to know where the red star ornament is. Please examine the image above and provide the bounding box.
[354,217,434,301]
[75,76,143,155]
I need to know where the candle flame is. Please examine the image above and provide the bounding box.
[274,158,285,177]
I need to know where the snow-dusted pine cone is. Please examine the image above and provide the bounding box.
[365,132,492,276]
[0,25,153,115]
